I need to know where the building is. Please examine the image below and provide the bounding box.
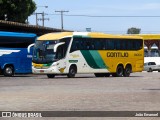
[0,20,71,36]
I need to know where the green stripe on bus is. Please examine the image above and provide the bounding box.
[43,63,52,67]
[81,50,100,69]
[81,50,108,69]
[73,35,90,38]
[89,51,108,69]
[69,60,78,63]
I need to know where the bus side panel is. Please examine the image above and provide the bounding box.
[0,48,33,74]
[18,48,33,73]
[68,50,110,73]
[67,48,144,74]
[98,50,144,73]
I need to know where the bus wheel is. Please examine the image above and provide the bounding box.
[113,65,124,77]
[47,74,55,78]
[3,66,14,77]
[67,65,77,78]
[123,65,131,77]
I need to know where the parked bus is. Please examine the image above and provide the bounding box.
[32,32,144,78]
[0,31,37,76]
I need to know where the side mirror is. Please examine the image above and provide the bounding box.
[54,42,65,52]
[27,43,35,53]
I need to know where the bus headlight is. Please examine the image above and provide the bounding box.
[52,62,59,66]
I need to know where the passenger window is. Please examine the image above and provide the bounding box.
[106,40,115,50]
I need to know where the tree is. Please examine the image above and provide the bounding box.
[0,0,36,23]
[127,27,141,34]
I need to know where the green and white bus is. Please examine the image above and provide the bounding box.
[32,32,144,78]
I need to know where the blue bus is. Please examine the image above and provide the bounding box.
[0,31,37,76]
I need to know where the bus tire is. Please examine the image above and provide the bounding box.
[47,74,55,78]
[113,65,124,77]
[3,65,14,77]
[67,65,77,78]
[123,65,132,77]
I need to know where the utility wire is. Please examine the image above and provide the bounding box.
[47,13,160,17]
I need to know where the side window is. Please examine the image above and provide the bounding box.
[121,40,126,50]
[70,37,86,52]
[151,62,156,65]
[0,36,35,48]
[132,39,143,50]
[137,40,143,50]
[93,39,99,50]
[115,40,121,50]
[83,39,92,50]
[55,44,65,59]
[70,38,79,52]
[106,39,115,50]
[127,40,133,50]
[60,37,71,55]
[86,38,105,50]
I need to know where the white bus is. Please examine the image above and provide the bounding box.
[32,32,144,78]
[144,44,160,65]
[139,34,160,65]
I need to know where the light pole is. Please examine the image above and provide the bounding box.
[55,10,69,30]
[35,6,48,26]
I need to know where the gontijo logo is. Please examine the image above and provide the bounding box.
[107,52,129,57]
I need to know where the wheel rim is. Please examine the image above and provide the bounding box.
[68,66,76,78]
[5,67,13,75]
[117,67,123,76]
[125,67,131,76]
[126,68,130,74]
[70,68,76,75]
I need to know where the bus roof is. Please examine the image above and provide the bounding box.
[37,32,143,40]
[0,31,37,45]
[38,32,73,40]
[87,32,142,39]
[133,34,160,40]
[0,31,36,38]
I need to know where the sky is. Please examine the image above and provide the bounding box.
[28,0,160,34]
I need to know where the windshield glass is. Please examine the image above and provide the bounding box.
[33,40,58,63]
[32,38,71,64]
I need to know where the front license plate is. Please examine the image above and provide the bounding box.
[40,70,44,73]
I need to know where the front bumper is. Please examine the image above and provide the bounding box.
[32,66,59,74]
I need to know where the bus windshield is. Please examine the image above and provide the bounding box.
[33,40,65,64]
